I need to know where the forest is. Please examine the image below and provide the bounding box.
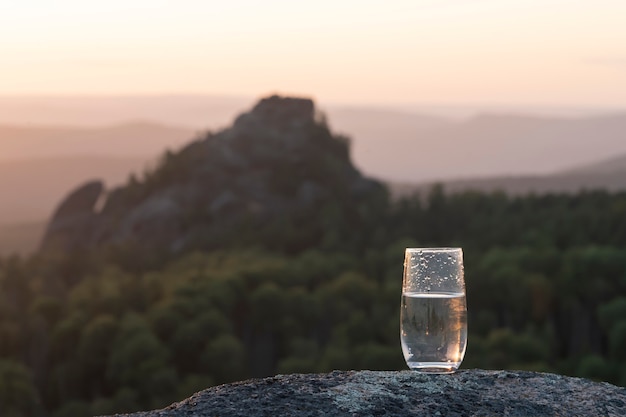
[2,179,626,416]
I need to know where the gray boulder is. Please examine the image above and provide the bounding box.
[104,370,626,417]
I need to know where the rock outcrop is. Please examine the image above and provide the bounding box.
[40,95,387,254]
[40,180,104,252]
[104,370,626,417]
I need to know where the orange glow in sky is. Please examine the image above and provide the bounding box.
[1,0,625,107]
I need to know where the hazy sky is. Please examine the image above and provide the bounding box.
[1,0,625,107]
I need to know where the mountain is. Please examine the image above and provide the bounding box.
[391,151,626,198]
[3,97,626,255]
[559,153,626,176]
[3,95,626,183]
[40,96,387,255]
[0,121,194,227]
[0,156,149,224]
[355,112,626,183]
[8,148,626,256]
[0,121,195,161]
[0,94,251,128]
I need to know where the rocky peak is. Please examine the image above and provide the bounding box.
[40,96,387,256]
[233,95,315,132]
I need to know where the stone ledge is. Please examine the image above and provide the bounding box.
[105,369,626,417]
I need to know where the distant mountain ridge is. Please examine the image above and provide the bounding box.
[2,97,626,255]
[559,153,626,176]
[0,121,195,161]
[391,171,626,200]
[2,98,626,182]
[355,111,626,182]
[0,155,149,225]
[0,94,252,128]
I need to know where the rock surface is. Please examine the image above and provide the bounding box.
[105,370,626,417]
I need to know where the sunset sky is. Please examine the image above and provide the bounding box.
[1,0,625,107]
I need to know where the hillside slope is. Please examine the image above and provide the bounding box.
[0,122,194,160]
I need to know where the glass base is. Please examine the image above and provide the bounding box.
[406,361,460,374]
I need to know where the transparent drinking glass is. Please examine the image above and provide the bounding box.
[400,247,467,373]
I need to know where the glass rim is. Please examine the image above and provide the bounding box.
[405,247,462,253]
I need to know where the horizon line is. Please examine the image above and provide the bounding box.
[0,92,624,112]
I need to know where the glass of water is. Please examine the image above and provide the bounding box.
[400,247,467,373]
